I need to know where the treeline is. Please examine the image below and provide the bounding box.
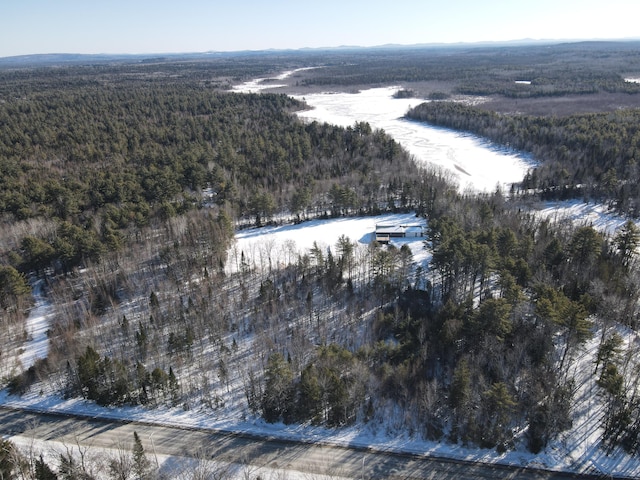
[406,101,640,216]
[252,185,640,453]
[0,65,420,279]
[295,42,640,98]
[3,59,640,459]
[0,56,289,95]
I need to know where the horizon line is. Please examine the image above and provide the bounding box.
[3,37,640,62]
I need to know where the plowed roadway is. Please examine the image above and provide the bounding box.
[0,406,606,479]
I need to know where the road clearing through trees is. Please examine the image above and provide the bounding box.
[0,406,608,479]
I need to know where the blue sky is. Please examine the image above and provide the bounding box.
[1,0,638,57]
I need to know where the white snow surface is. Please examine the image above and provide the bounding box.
[230,67,318,94]
[4,70,640,478]
[234,69,535,193]
[533,200,631,237]
[18,279,53,369]
[293,87,536,194]
[228,212,430,274]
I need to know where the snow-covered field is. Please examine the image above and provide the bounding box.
[228,212,430,275]
[4,70,640,478]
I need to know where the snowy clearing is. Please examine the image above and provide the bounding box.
[533,200,631,236]
[228,212,430,275]
[17,280,54,370]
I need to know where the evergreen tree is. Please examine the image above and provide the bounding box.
[449,359,471,411]
[0,265,30,310]
[76,345,103,401]
[57,453,80,480]
[298,364,323,424]
[262,353,294,423]
[569,226,602,266]
[132,431,151,480]
[168,366,180,405]
[614,220,640,266]
[149,291,159,309]
[35,454,58,480]
[482,382,517,449]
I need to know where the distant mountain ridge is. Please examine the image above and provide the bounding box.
[2,38,640,67]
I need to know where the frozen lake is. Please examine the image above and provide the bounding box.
[234,72,535,193]
[294,87,534,193]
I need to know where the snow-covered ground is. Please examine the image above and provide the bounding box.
[228,212,430,275]
[4,70,640,478]
[546,322,640,477]
[234,69,535,193]
[18,279,53,369]
[5,212,640,478]
[533,200,631,237]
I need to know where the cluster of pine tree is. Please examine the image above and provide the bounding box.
[406,101,640,217]
[249,184,640,453]
[3,55,640,459]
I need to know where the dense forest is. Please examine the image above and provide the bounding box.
[290,42,640,98]
[2,45,640,478]
[0,64,418,272]
[406,101,640,216]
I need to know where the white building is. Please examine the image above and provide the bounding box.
[375,223,425,243]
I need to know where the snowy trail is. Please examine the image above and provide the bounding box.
[18,279,54,369]
[229,212,430,275]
